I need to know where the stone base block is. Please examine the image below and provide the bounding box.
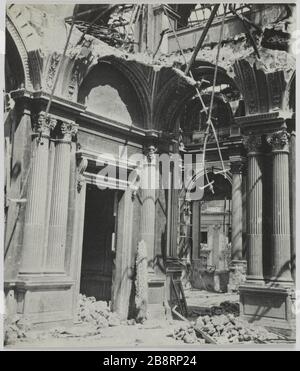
[147,277,167,320]
[228,260,247,293]
[239,283,296,339]
[5,276,75,327]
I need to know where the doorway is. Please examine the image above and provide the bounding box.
[80,185,117,302]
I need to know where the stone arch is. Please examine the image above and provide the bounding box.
[156,60,240,133]
[77,56,151,129]
[78,57,150,128]
[6,4,43,90]
[234,59,288,115]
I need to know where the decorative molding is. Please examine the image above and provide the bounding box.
[46,52,61,92]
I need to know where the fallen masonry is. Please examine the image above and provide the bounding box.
[172,313,286,344]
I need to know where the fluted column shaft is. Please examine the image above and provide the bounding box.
[20,113,56,274]
[245,137,264,281]
[267,130,293,283]
[289,132,296,281]
[230,157,244,261]
[140,145,157,272]
[46,120,78,273]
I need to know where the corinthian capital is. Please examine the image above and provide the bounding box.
[60,120,79,141]
[32,112,57,136]
[243,135,263,154]
[267,130,290,151]
[143,144,157,164]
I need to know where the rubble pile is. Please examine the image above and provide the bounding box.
[77,294,121,328]
[194,314,281,344]
[173,312,282,345]
[4,315,31,345]
[173,323,205,344]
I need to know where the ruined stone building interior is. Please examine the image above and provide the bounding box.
[3,3,296,343]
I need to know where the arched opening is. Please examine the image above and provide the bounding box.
[177,61,240,145]
[179,169,233,293]
[78,61,144,127]
[5,30,25,92]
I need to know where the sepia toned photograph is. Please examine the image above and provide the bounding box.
[1,1,298,350]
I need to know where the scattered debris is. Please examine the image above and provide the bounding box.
[77,294,121,328]
[4,315,31,345]
[173,323,205,344]
[194,314,282,344]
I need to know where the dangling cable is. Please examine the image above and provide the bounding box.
[204,5,229,179]
[163,7,214,192]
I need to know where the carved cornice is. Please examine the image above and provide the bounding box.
[267,130,290,152]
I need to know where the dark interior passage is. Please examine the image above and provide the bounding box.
[80,185,116,302]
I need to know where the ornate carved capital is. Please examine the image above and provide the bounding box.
[243,135,263,154]
[267,130,290,151]
[60,121,79,141]
[32,112,57,136]
[143,144,157,164]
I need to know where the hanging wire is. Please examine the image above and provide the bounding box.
[163,6,230,194]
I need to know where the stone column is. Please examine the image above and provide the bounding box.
[267,130,293,284]
[245,136,264,282]
[46,120,78,273]
[140,144,157,273]
[228,156,247,292]
[20,113,56,274]
[230,156,244,261]
[289,131,296,281]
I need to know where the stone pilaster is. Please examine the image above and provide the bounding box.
[267,130,293,284]
[228,156,247,292]
[20,113,57,274]
[140,144,157,273]
[46,120,78,273]
[230,156,245,261]
[244,136,264,282]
